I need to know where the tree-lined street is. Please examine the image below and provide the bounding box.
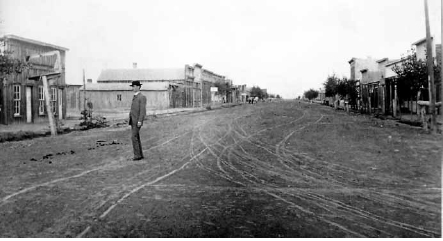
[0,101,440,237]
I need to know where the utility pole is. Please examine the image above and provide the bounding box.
[201,81,203,108]
[42,76,57,135]
[441,0,443,123]
[424,0,437,133]
[441,0,443,228]
[26,51,61,136]
[83,69,86,111]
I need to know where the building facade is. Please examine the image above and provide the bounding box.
[96,63,234,109]
[348,57,379,83]
[97,65,199,108]
[0,35,68,125]
[188,63,232,106]
[236,84,248,103]
[66,84,82,117]
[79,82,170,110]
[353,37,442,116]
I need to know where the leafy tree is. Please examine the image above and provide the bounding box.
[213,79,231,95]
[392,51,440,102]
[250,86,264,99]
[0,50,29,76]
[336,77,358,105]
[276,94,281,99]
[304,89,319,100]
[269,94,276,98]
[323,74,340,97]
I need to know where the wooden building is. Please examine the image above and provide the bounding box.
[96,63,233,108]
[349,37,442,116]
[66,84,82,117]
[97,66,200,108]
[236,84,248,103]
[80,82,171,111]
[0,35,68,125]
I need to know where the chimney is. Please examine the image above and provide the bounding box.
[133,63,137,69]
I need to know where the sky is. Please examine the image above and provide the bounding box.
[0,0,441,99]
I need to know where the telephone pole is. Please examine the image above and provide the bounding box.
[424,0,437,133]
[441,0,443,125]
[83,69,86,111]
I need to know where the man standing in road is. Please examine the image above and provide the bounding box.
[129,81,147,161]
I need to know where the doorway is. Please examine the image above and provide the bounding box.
[58,88,63,120]
[26,86,33,123]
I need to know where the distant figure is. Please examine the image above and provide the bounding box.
[254,96,259,104]
[129,81,147,161]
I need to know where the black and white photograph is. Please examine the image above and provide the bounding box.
[0,0,442,238]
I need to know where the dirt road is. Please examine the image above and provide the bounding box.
[0,101,441,237]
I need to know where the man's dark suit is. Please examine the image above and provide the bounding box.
[129,92,147,159]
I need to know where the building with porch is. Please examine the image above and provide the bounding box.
[382,37,441,116]
[0,35,68,125]
[348,57,379,111]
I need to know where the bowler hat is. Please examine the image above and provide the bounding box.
[130,81,142,87]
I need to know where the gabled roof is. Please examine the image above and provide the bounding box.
[0,34,69,51]
[97,68,185,81]
[80,82,170,91]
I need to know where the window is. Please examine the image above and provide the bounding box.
[38,86,45,115]
[13,85,20,116]
[117,94,122,101]
[0,40,5,54]
[50,87,57,114]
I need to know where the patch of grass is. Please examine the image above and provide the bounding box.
[0,130,50,143]
[0,128,74,143]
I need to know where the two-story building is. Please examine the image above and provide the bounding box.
[348,57,379,111]
[190,63,232,106]
[236,84,248,103]
[0,35,68,125]
[359,67,383,113]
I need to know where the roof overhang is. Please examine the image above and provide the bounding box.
[411,36,433,46]
[385,59,404,67]
[1,35,69,51]
[376,58,388,63]
[28,72,61,81]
